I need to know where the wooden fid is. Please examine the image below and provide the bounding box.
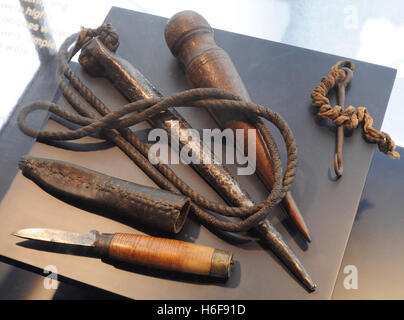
[165,10,311,242]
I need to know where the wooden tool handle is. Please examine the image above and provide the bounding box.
[165,12,277,190]
[165,11,311,242]
[96,233,233,278]
[165,11,251,101]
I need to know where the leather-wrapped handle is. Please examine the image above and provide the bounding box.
[96,233,233,279]
[19,156,191,234]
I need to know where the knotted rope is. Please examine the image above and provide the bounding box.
[17,25,298,234]
[311,60,400,159]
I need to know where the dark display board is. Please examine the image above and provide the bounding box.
[0,7,396,299]
[332,146,404,299]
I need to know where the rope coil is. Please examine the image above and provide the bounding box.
[311,60,400,159]
[17,27,298,234]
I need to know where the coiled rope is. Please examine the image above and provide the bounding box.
[311,60,400,159]
[17,25,297,234]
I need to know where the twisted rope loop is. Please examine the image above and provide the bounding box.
[311,60,400,159]
[17,28,298,234]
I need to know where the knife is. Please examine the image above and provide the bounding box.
[12,228,233,279]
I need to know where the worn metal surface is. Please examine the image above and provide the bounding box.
[334,67,354,177]
[210,249,234,279]
[80,37,254,208]
[12,228,97,247]
[19,156,191,234]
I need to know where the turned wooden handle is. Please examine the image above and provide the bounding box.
[165,11,311,242]
[165,11,276,187]
[96,233,233,278]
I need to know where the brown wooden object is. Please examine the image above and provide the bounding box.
[165,11,311,241]
[96,232,233,278]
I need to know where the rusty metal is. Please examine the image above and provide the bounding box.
[80,38,252,208]
[19,156,191,234]
[334,67,353,178]
[77,33,316,291]
[164,10,311,242]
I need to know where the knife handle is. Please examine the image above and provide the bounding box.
[95,233,233,279]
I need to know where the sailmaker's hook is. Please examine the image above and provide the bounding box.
[334,67,353,178]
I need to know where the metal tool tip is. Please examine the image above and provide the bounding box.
[18,156,34,171]
[302,230,312,243]
[18,159,26,170]
[310,283,318,291]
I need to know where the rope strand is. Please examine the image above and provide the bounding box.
[311,60,400,159]
[17,27,298,234]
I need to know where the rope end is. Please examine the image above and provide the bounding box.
[389,150,400,159]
